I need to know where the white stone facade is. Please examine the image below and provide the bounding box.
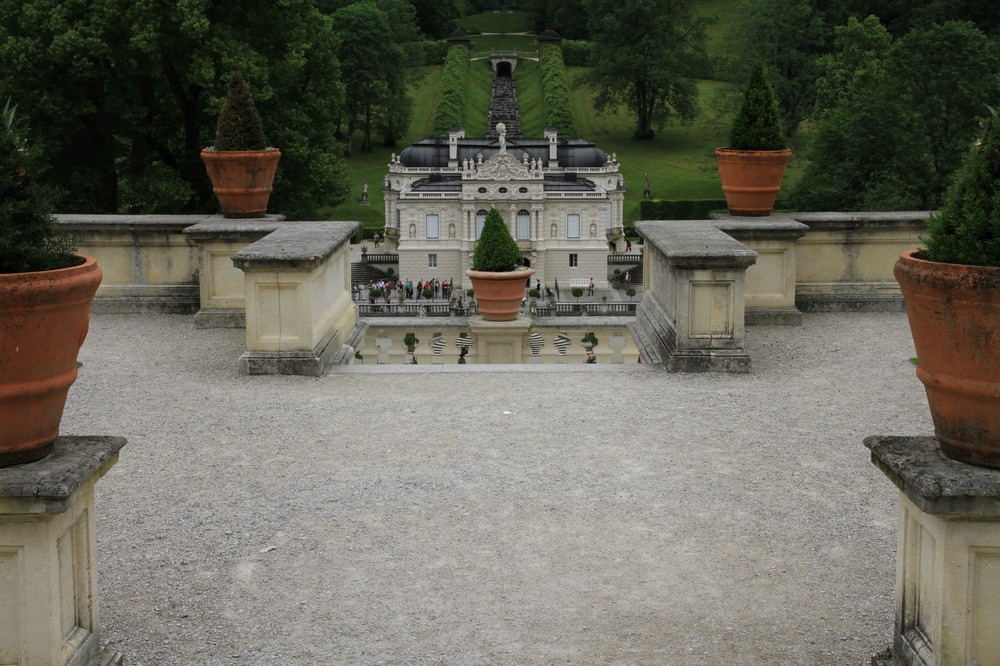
[383,127,626,291]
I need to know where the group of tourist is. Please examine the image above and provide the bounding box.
[353,278,455,304]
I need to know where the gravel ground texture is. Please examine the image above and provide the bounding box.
[62,311,931,665]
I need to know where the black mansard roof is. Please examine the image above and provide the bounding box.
[398,137,609,169]
[408,175,598,193]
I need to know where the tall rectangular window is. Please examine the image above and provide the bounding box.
[569,253,578,267]
[426,214,439,239]
[516,210,531,240]
[475,210,487,239]
[567,214,580,238]
[428,254,437,268]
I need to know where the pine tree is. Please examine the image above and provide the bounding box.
[472,208,521,272]
[925,112,1000,266]
[728,64,785,151]
[214,72,268,152]
[0,99,75,273]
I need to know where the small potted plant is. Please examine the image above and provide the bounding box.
[201,71,281,218]
[403,332,419,353]
[466,208,533,321]
[0,99,103,466]
[715,64,791,216]
[895,111,1000,468]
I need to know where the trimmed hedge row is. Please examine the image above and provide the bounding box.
[539,44,575,137]
[561,40,593,67]
[401,40,449,67]
[431,46,470,137]
[639,199,729,220]
[638,199,790,220]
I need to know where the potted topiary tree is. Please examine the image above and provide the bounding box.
[201,71,281,218]
[894,111,1000,468]
[0,99,103,466]
[466,207,533,321]
[715,64,791,216]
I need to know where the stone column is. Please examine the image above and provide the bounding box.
[0,436,126,666]
[866,435,1000,666]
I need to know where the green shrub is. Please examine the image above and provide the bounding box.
[0,98,76,273]
[528,288,540,298]
[924,113,1000,266]
[369,288,382,298]
[385,267,394,276]
[214,72,268,151]
[728,64,784,151]
[571,287,584,300]
[466,288,474,298]
[472,208,521,271]
[582,331,598,346]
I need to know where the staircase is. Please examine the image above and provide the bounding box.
[351,262,393,284]
[486,69,522,138]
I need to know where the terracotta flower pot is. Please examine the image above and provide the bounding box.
[201,149,281,218]
[466,268,533,322]
[894,249,1000,468]
[715,148,792,217]
[0,256,102,466]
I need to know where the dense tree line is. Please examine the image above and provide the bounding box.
[0,0,458,217]
[539,45,575,137]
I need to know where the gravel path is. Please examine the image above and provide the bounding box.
[62,312,930,665]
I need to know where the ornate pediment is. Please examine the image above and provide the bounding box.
[475,151,529,181]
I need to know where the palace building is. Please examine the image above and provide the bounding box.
[381,123,626,290]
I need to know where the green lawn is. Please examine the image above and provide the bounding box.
[462,59,494,137]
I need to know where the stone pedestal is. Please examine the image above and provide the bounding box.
[468,316,531,364]
[866,435,1000,666]
[0,436,126,666]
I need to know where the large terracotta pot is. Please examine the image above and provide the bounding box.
[894,249,1000,468]
[0,256,102,466]
[201,148,281,218]
[466,268,533,322]
[715,148,792,217]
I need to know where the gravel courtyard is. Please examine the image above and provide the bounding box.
[63,311,930,665]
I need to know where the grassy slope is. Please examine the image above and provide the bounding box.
[318,66,441,226]
[321,5,806,228]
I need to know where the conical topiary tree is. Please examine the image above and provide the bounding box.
[214,71,268,151]
[472,208,521,272]
[924,112,1000,267]
[0,98,75,273]
[728,64,785,151]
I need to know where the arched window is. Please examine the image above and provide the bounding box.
[475,209,488,239]
[516,210,530,240]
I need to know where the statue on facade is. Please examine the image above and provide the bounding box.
[361,178,369,205]
[496,122,506,154]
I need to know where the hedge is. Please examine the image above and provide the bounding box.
[561,40,593,67]
[539,44,575,137]
[431,46,470,137]
[401,40,449,67]
[638,199,789,220]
